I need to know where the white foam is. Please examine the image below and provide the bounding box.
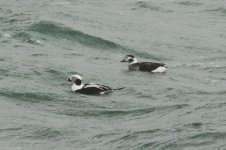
[36,40,41,44]
[4,33,11,38]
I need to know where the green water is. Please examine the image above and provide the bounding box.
[1,0,226,149]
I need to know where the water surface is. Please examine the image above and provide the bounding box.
[1,0,226,149]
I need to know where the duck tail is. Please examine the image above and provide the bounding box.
[113,87,125,91]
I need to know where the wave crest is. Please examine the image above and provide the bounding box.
[29,21,122,49]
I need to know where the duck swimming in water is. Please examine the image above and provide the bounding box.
[121,55,167,72]
[67,74,113,95]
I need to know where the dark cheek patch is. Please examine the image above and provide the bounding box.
[128,58,133,63]
[75,79,82,85]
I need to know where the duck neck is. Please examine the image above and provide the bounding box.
[72,83,84,92]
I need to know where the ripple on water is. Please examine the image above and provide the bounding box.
[133,1,173,13]
[43,68,68,81]
[13,32,38,44]
[164,132,226,149]
[0,125,63,141]
[135,1,161,11]
[23,126,62,140]
[184,122,203,129]
[0,69,9,76]
[178,1,203,6]
[0,90,59,103]
[60,104,189,118]
[205,7,226,16]
[101,128,173,150]
[31,53,46,57]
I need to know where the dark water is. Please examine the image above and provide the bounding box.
[1,0,226,149]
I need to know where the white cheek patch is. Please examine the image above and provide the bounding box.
[152,66,167,73]
[129,58,138,64]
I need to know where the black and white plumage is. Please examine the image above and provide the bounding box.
[67,74,113,95]
[120,55,167,72]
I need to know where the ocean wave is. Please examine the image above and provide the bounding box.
[178,1,203,6]
[28,21,157,59]
[0,90,57,103]
[133,1,173,13]
[0,127,23,132]
[162,132,226,149]
[136,131,226,149]
[12,32,42,44]
[61,104,188,117]
[23,127,62,140]
[106,128,163,144]
[43,68,69,82]
[0,58,5,61]
[0,69,9,76]
[205,7,226,16]
[135,1,161,11]
[29,21,122,49]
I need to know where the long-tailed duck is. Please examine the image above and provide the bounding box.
[67,74,113,95]
[121,55,167,72]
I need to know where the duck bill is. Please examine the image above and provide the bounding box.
[67,78,72,82]
[120,59,127,62]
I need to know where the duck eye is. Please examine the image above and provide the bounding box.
[128,58,133,62]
